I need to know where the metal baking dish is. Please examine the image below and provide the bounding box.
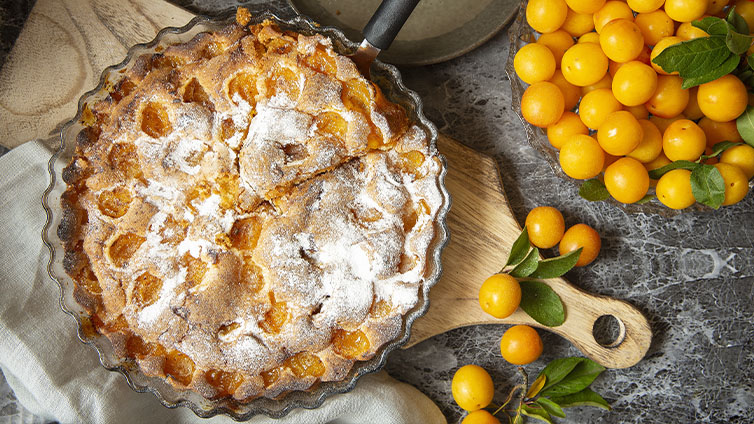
[41,5,450,419]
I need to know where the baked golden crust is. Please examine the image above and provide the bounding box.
[60,13,443,402]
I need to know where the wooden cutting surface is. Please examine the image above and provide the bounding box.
[2,0,651,368]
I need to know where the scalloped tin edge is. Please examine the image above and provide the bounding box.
[41,6,450,421]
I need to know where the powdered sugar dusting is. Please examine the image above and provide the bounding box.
[138,267,187,327]
[254,154,430,333]
[178,237,213,258]
[196,194,221,216]
[248,104,311,143]
[167,138,205,175]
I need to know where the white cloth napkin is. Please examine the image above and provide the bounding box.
[0,140,446,424]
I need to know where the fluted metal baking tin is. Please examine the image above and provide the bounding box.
[41,5,450,420]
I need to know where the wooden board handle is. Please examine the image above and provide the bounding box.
[522,280,651,369]
[406,135,652,369]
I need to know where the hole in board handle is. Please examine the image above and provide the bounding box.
[592,314,626,348]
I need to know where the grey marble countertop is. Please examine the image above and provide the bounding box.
[1,1,753,423]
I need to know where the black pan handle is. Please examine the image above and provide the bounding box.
[362,0,421,50]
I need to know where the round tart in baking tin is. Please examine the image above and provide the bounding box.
[42,5,450,419]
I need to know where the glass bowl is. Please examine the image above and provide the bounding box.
[41,6,450,420]
[504,2,711,216]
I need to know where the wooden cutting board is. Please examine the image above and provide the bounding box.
[1,0,651,369]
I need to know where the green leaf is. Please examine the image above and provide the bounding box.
[537,358,585,393]
[513,414,525,424]
[540,359,606,397]
[528,248,582,279]
[748,54,754,71]
[506,227,531,267]
[690,164,726,209]
[522,404,554,424]
[510,247,540,278]
[692,16,730,35]
[578,179,610,201]
[527,374,547,398]
[680,52,740,89]
[519,281,565,327]
[635,194,655,205]
[647,160,699,179]
[549,388,612,411]
[652,36,731,78]
[536,398,566,418]
[727,6,750,34]
[745,72,754,87]
[737,69,753,82]
[703,140,740,159]
[726,31,754,55]
[737,106,754,147]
